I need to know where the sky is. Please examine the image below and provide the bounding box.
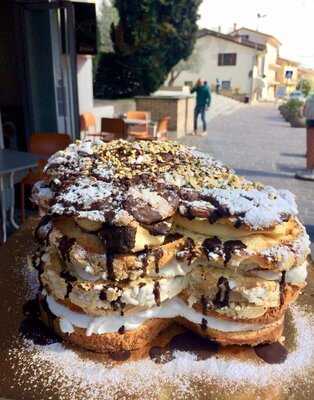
[198,0,314,68]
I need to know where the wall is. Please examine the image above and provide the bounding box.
[174,35,258,95]
[77,55,94,113]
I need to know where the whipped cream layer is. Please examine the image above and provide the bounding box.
[46,295,267,336]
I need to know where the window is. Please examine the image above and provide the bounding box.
[222,81,231,90]
[218,53,237,66]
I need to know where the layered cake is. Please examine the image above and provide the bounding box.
[31,140,310,352]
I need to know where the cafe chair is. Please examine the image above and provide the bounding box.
[154,116,170,140]
[126,111,150,121]
[80,112,114,142]
[125,111,150,137]
[101,118,126,140]
[20,133,72,223]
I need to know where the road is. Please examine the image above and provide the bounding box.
[181,102,314,252]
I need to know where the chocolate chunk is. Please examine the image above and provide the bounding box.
[254,342,288,364]
[164,233,183,244]
[202,237,223,260]
[223,240,247,265]
[234,219,243,229]
[213,277,230,308]
[118,325,125,334]
[143,220,172,236]
[201,318,208,330]
[99,290,107,301]
[153,281,161,306]
[124,196,164,225]
[179,188,201,202]
[208,206,230,224]
[59,236,76,262]
[179,203,212,219]
[100,224,136,254]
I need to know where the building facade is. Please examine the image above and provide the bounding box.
[173,29,265,102]
[173,27,299,102]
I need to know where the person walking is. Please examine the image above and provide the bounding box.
[216,78,222,94]
[191,79,211,135]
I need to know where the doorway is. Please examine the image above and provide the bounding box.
[16,1,80,141]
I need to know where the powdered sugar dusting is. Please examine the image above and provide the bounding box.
[51,177,119,222]
[202,186,298,229]
[7,305,314,399]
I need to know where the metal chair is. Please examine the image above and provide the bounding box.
[20,133,72,223]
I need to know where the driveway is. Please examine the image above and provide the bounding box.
[181,103,314,252]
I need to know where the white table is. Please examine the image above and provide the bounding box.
[0,150,40,242]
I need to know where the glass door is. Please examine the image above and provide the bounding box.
[16,1,79,140]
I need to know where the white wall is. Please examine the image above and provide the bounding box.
[77,55,94,113]
[175,35,258,95]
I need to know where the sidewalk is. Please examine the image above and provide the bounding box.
[181,103,314,252]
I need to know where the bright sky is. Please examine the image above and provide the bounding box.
[198,0,314,68]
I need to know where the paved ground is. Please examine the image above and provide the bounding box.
[181,102,314,253]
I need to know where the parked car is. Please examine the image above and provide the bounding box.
[289,90,306,102]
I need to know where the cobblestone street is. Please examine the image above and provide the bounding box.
[181,103,314,253]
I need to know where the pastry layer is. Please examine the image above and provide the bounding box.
[185,264,305,320]
[175,217,310,271]
[178,316,284,346]
[45,294,270,336]
[40,249,189,315]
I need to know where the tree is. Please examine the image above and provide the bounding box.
[297,79,313,97]
[94,0,202,99]
[98,0,119,53]
[93,1,118,78]
[167,42,201,86]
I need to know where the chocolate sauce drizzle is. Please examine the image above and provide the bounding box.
[153,248,164,274]
[60,270,77,299]
[109,350,131,361]
[59,236,76,262]
[213,277,230,308]
[202,237,246,265]
[34,215,53,245]
[280,271,286,306]
[201,295,209,315]
[223,240,247,265]
[141,245,150,277]
[254,342,288,364]
[176,238,196,265]
[20,298,61,346]
[153,281,161,306]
